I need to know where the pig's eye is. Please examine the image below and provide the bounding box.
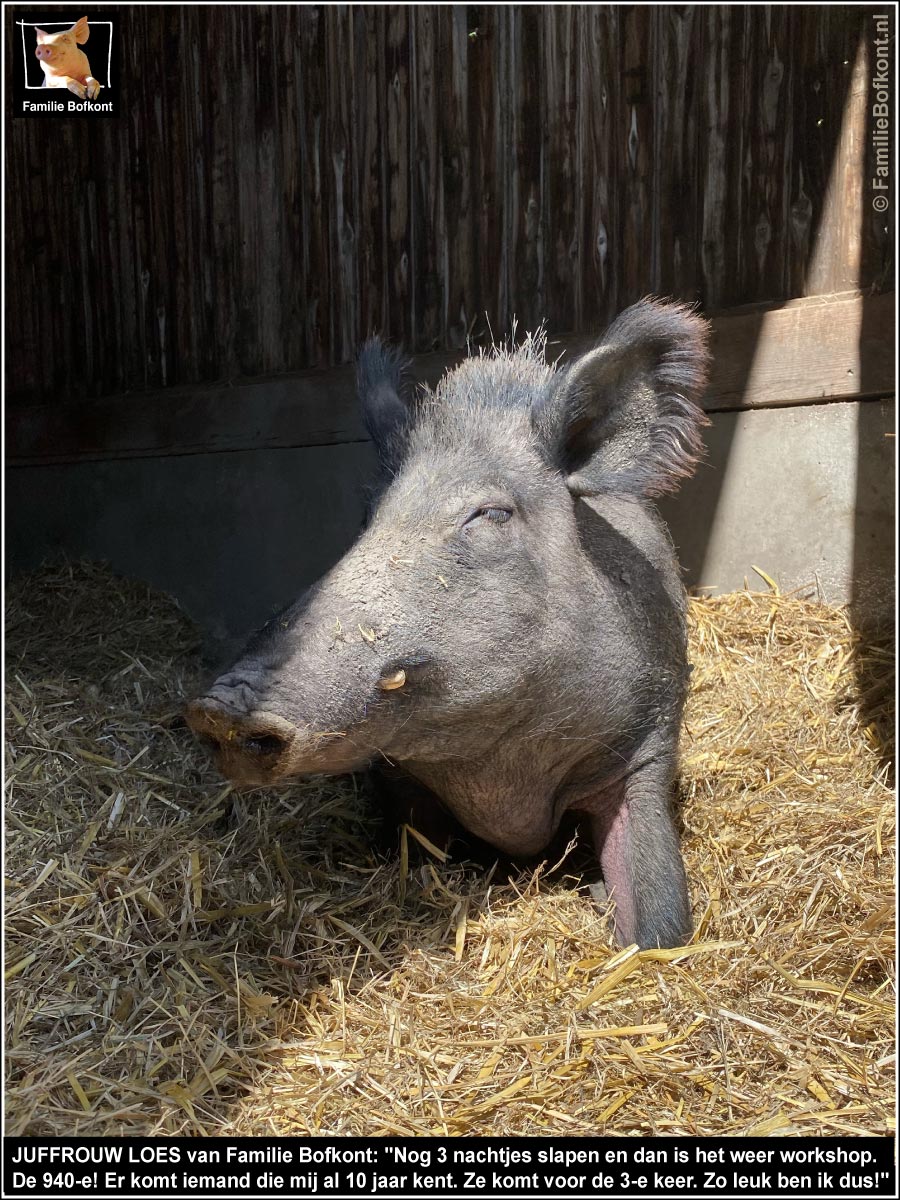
[463,505,513,529]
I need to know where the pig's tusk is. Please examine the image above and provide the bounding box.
[378,669,407,691]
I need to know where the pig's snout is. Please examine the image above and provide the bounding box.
[35,45,54,60]
[185,691,299,781]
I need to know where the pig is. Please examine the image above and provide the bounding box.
[186,298,710,950]
[34,16,101,100]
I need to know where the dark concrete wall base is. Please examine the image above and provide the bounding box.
[6,442,378,659]
[6,398,895,657]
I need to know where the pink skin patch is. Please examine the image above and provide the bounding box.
[597,802,636,945]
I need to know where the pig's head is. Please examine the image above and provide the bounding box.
[186,299,709,786]
[34,16,90,68]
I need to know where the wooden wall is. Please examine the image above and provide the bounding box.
[6,4,892,406]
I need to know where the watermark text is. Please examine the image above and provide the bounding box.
[871,13,892,212]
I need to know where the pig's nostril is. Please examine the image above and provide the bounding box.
[242,733,285,758]
[185,695,297,771]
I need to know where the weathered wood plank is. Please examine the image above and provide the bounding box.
[697,5,739,310]
[409,5,440,351]
[508,6,543,333]
[795,7,872,297]
[325,6,358,364]
[585,4,619,328]
[442,6,473,349]
[703,289,895,409]
[5,6,892,406]
[298,5,328,366]
[468,5,502,344]
[653,5,703,304]
[7,292,892,466]
[384,6,411,346]
[620,7,655,311]
[542,4,577,332]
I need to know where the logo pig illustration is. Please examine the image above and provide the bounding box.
[34,16,101,100]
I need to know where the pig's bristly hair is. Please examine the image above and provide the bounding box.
[427,329,554,413]
[404,335,557,474]
[359,299,710,498]
[359,330,557,474]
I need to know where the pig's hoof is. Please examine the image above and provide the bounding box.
[67,80,86,99]
[85,78,101,99]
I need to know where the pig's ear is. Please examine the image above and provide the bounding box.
[72,17,89,44]
[534,298,710,499]
[357,338,414,477]
[34,27,48,41]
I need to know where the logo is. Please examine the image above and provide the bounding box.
[12,10,118,117]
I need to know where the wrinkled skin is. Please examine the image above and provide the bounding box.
[187,299,710,949]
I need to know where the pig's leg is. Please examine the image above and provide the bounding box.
[85,77,101,99]
[64,78,87,98]
[589,755,691,949]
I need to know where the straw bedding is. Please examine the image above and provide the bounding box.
[5,561,895,1136]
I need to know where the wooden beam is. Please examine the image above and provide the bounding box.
[554,290,896,411]
[6,291,894,466]
[705,289,895,411]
